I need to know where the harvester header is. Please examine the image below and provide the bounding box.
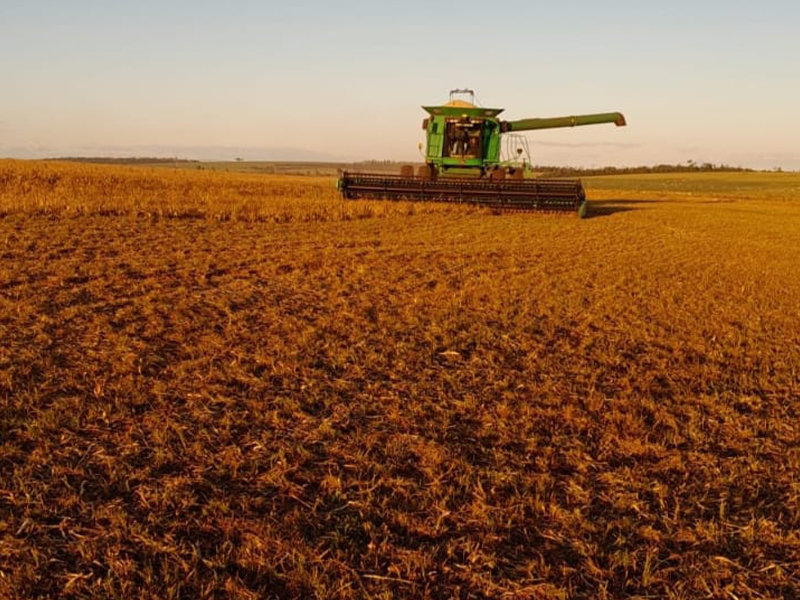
[338,90,627,217]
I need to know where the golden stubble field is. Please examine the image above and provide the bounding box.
[1,160,799,599]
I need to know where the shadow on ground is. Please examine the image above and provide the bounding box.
[585,199,661,218]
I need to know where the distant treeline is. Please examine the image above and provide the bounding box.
[534,163,753,177]
[352,161,758,176]
[48,157,769,176]
[339,161,758,176]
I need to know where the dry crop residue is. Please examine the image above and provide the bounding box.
[1,160,799,599]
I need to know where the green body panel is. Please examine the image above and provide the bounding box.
[421,101,625,174]
[485,120,501,164]
[425,116,445,163]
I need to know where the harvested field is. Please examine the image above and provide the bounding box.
[1,160,799,599]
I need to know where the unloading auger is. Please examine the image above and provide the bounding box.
[337,89,626,217]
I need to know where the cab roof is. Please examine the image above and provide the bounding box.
[422,100,504,118]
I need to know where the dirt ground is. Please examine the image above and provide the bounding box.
[1,162,799,598]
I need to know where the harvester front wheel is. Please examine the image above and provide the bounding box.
[489,168,506,182]
[417,165,437,180]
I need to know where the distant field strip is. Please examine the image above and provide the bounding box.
[0,160,481,222]
[585,171,800,201]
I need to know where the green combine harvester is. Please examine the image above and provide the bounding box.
[338,89,626,216]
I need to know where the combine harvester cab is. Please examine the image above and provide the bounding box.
[338,89,626,217]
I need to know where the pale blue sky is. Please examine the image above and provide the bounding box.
[2,1,799,168]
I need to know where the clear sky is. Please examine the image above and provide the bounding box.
[2,1,799,168]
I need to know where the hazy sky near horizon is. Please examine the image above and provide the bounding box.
[2,1,799,168]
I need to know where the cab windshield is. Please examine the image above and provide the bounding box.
[444,119,483,159]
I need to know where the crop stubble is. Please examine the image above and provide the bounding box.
[0,161,799,598]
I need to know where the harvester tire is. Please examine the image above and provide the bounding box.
[417,165,436,179]
[490,169,506,182]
